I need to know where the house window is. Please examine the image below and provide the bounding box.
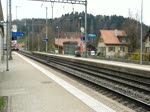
[146,47,150,53]
[119,47,125,52]
[99,38,103,42]
[99,47,106,52]
[121,37,126,42]
[109,47,115,52]
[119,37,126,42]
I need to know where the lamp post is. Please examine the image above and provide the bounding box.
[140,0,143,64]
[27,26,30,51]
[15,6,20,20]
[31,18,33,50]
[9,0,12,60]
[84,0,87,57]
[79,17,82,36]
[45,7,48,53]
[79,17,82,26]
[41,5,48,52]
[24,19,27,51]
[56,26,59,54]
[5,0,9,71]
[38,34,40,51]
[51,2,54,19]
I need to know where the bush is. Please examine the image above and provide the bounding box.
[97,52,105,57]
[129,50,140,60]
[129,50,150,61]
[0,97,5,111]
[143,53,150,61]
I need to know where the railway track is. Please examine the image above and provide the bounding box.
[20,51,150,112]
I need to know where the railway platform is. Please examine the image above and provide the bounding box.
[35,52,150,73]
[0,52,121,112]
[42,52,150,76]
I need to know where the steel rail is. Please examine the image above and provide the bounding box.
[19,51,150,111]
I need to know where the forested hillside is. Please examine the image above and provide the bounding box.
[13,12,149,52]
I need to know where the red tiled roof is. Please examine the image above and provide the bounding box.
[55,38,82,47]
[55,32,82,47]
[100,30,128,45]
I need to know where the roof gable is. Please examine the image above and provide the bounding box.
[55,32,81,46]
[100,30,128,45]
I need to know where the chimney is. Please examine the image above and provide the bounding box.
[114,29,118,37]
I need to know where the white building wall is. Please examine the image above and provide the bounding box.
[0,23,6,72]
[0,33,2,60]
[145,36,150,47]
[0,28,3,61]
[0,27,4,72]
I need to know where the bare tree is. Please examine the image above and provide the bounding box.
[122,9,141,52]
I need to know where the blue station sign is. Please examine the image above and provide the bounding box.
[87,34,97,38]
[42,38,48,42]
[12,32,24,37]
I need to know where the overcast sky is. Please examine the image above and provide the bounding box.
[1,0,150,26]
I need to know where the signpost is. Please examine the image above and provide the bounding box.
[12,36,17,40]
[80,37,85,41]
[12,25,17,32]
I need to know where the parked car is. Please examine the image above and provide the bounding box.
[75,50,81,57]
[91,50,95,56]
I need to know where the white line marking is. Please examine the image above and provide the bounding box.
[15,52,116,112]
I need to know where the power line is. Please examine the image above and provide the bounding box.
[29,0,87,5]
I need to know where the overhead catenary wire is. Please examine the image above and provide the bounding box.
[51,2,54,19]
[28,0,88,55]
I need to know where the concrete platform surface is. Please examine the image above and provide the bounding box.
[0,52,116,112]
